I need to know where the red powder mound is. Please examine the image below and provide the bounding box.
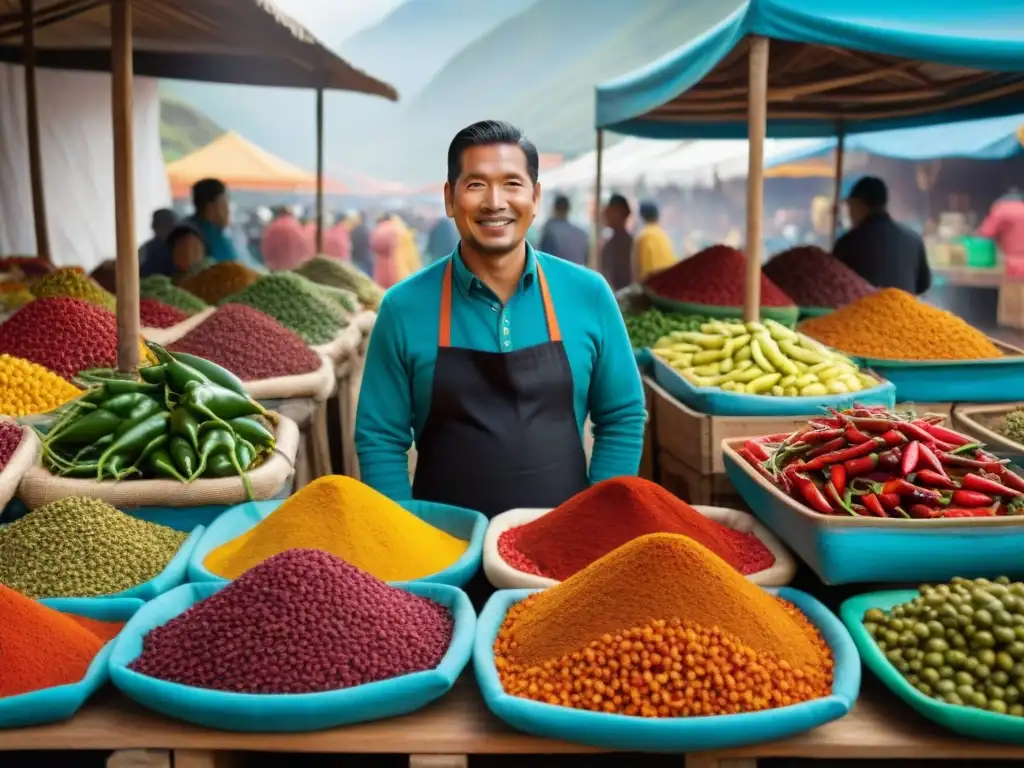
[644,244,795,308]
[169,303,321,381]
[0,297,123,380]
[764,246,875,309]
[139,298,188,329]
[69,616,125,643]
[509,477,775,580]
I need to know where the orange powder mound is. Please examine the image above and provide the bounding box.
[69,615,126,643]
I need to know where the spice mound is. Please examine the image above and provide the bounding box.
[131,548,453,694]
[499,477,774,580]
[295,256,384,309]
[169,303,321,381]
[0,420,22,471]
[140,275,208,315]
[139,298,188,329]
[0,282,35,313]
[0,297,149,381]
[205,475,468,581]
[999,408,1024,446]
[179,262,259,305]
[494,534,833,716]
[644,245,795,309]
[0,585,120,699]
[0,496,188,598]
[864,576,1024,716]
[225,273,349,345]
[799,288,1001,360]
[764,247,876,309]
[31,268,116,312]
[0,353,82,416]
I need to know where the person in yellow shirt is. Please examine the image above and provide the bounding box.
[632,201,677,281]
[391,213,423,281]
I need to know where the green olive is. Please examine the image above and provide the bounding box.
[935,679,956,695]
[974,609,994,627]
[976,664,992,680]
[925,637,949,653]
[915,682,933,697]
[992,670,1011,687]
[953,671,974,686]
[973,631,996,650]
[927,621,945,637]
[938,665,955,679]
[944,693,964,706]
[913,622,930,639]
[996,651,1016,672]
[978,648,997,667]
[956,684,976,701]
[990,700,1009,715]
[1009,641,1024,659]
[994,626,1016,645]
[924,652,945,668]
[922,668,941,685]
[1011,703,1024,717]
[885,630,900,646]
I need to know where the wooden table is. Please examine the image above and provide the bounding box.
[5,677,1024,768]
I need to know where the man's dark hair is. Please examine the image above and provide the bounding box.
[847,176,888,209]
[192,178,226,212]
[607,193,631,216]
[639,200,659,223]
[553,194,571,215]
[447,120,539,188]
[151,208,178,231]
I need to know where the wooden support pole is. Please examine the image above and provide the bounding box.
[743,35,770,324]
[111,0,138,371]
[590,128,604,272]
[21,0,50,261]
[830,120,846,247]
[315,86,325,254]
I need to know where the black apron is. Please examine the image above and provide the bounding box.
[412,259,588,604]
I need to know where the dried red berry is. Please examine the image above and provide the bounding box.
[139,298,188,329]
[0,421,22,470]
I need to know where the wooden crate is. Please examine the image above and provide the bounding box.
[897,401,953,418]
[658,451,744,508]
[639,376,656,481]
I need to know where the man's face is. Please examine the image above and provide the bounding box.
[207,193,231,228]
[603,203,627,230]
[846,198,868,228]
[444,143,538,256]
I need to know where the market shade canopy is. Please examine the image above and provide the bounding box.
[595,0,1024,139]
[0,0,397,97]
[165,131,345,197]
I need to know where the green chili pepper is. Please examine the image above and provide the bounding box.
[71,433,115,463]
[112,399,164,440]
[169,351,248,396]
[189,427,237,481]
[147,448,188,482]
[58,461,101,478]
[96,411,171,480]
[44,407,122,447]
[104,452,138,481]
[169,436,197,479]
[170,407,202,452]
[127,433,170,476]
[226,417,275,449]
[235,439,254,472]
[207,453,236,478]
[97,379,161,397]
[148,342,211,393]
[139,364,167,384]
[98,392,160,419]
[183,381,265,425]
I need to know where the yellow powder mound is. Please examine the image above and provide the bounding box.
[204,475,469,581]
[502,533,824,672]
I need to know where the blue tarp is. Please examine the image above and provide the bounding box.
[766,114,1024,166]
[596,0,1024,139]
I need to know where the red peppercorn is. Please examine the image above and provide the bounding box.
[139,298,188,329]
[763,246,875,309]
[644,245,795,308]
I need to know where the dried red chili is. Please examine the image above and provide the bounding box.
[643,245,795,308]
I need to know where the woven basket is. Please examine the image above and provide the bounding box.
[0,422,40,510]
[243,353,336,403]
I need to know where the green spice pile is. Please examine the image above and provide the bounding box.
[864,577,1024,716]
[0,496,188,598]
[139,275,208,316]
[998,408,1024,446]
[226,273,348,345]
[623,309,715,350]
[314,284,360,314]
[294,256,384,309]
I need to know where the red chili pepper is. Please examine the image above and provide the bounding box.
[845,416,898,433]
[804,437,885,471]
[877,450,901,471]
[829,464,847,496]
[919,414,945,425]
[792,473,834,515]
[878,492,901,510]
[894,421,936,444]
[901,441,921,477]
[796,428,845,444]
[991,465,1024,494]
[917,421,973,447]
[961,473,1023,498]
[879,430,907,447]
[950,489,995,507]
[823,481,855,515]
[845,426,872,445]
[912,469,958,489]
[909,503,944,520]
[759,432,796,444]
[849,504,866,516]
[916,443,947,476]
[809,418,844,429]
[844,453,879,477]
[862,493,888,518]
[744,440,771,462]
[942,507,997,518]
[881,478,945,505]
[805,436,848,460]
[739,449,776,484]
[941,452,1006,470]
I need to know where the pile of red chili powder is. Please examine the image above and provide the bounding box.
[169,304,321,381]
[139,298,188,329]
[644,244,795,308]
[498,477,775,580]
[129,548,453,694]
[0,421,22,471]
[0,297,124,380]
[764,246,875,309]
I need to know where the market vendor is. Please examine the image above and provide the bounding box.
[355,119,646,519]
[167,178,243,275]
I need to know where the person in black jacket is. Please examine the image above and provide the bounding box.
[833,176,931,295]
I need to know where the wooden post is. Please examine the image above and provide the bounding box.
[743,36,769,324]
[590,128,604,272]
[21,0,50,261]
[315,86,325,254]
[111,0,138,372]
[830,120,846,247]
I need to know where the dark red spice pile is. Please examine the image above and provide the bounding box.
[0,422,23,471]
[169,304,321,381]
[500,477,774,580]
[644,244,795,308]
[0,297,122,381]
[129,548,453,694]
[764,246,876,309]
[139,298,188,329]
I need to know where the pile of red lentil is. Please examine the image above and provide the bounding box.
[499,477,774,580]
[644,245,795,308]
[139,298,188,329]
[169,304,322,381]
[764,246,875,309]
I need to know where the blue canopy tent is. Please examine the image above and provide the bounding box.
[592,0,1024,319]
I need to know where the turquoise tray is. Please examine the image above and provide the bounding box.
[109,581,475,732]
[474,587,858,751]
[633,347,654,371]
[842,591,1024,744]
[0,597,142,729]
[723,439,1024,584]
[799,306,834,320]
[187,498,486,589]
[652,356,895,417]
[642,286,800,327]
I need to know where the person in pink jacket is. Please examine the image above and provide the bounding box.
[979,190,1024,328]
[261,207,313,271]
[370,214,402,289]
[322,213,352,261]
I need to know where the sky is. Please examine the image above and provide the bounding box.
[276,0,406,45]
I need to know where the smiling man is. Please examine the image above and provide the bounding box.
[355,120,645,520]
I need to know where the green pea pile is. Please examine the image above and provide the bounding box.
[225,273,349,345]
[0,496,188,598]
[622,309,715,350]
[140,275,208,316]
[865,577,1024,716]
[294,256,384,310]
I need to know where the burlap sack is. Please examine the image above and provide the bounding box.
[244,353,336,403]
[0,423,40,509]
[141,307,216,345]
[18,413,300,509]
[482,504,797,589]
[312,322,362,364]
[354,309,377,334]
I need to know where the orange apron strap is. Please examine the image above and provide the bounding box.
[438,259,454,348]
[535,263,562,343]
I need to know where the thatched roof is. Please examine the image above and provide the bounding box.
[0,0,397,99]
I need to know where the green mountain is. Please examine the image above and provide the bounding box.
[159,94,225,162]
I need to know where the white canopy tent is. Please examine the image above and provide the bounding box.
[642,138,826,187]
[543,137,689,191]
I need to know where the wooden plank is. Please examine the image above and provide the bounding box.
[107,750,171,768]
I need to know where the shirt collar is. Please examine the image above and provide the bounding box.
[451,242,538,298]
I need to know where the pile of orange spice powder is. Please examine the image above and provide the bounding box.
[494,534,833,718]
